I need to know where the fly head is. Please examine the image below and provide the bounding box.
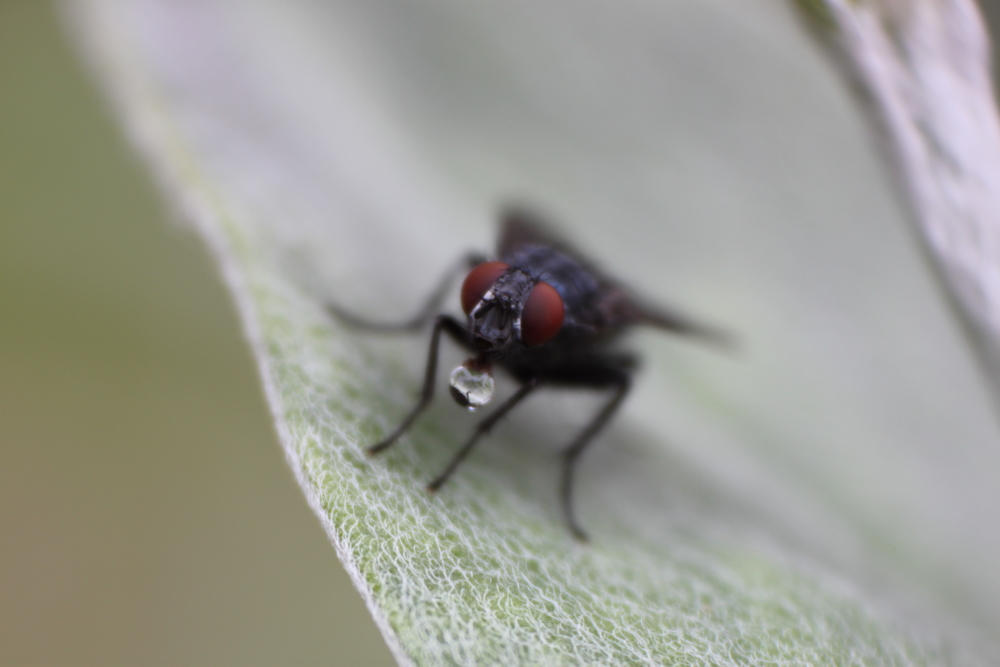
[469,269,534,349]
[460,261,566,353]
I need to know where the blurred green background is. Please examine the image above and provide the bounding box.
[0,4,395,665]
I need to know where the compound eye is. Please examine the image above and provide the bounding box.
[520,281,564,346]
[461,261,509,314]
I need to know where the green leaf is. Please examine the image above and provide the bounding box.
[68,0,1000,664]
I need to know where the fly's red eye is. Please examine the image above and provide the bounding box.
[520,281,564,346]
[460,261,509,314]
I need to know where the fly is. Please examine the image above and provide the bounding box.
[330,204,730,540]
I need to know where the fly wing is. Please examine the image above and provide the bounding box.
[617,294,734,347]
[497,203,732,346]
[498,204,583,260]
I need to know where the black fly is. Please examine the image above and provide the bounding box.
[330,205,729,540]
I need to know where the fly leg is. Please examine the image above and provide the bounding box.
[559,371,631,542]
[427,377,540,492]
[328,252,484,332]
[368,315,472,454]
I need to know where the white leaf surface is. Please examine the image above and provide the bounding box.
[804,0,1000,404]
[69,0,1000,664]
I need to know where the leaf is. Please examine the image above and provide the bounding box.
[67,0,1000,664]
[797,0,1000,397]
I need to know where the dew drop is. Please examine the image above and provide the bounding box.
[449,364,495,410]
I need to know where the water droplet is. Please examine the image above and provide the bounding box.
[449,364,495,410]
